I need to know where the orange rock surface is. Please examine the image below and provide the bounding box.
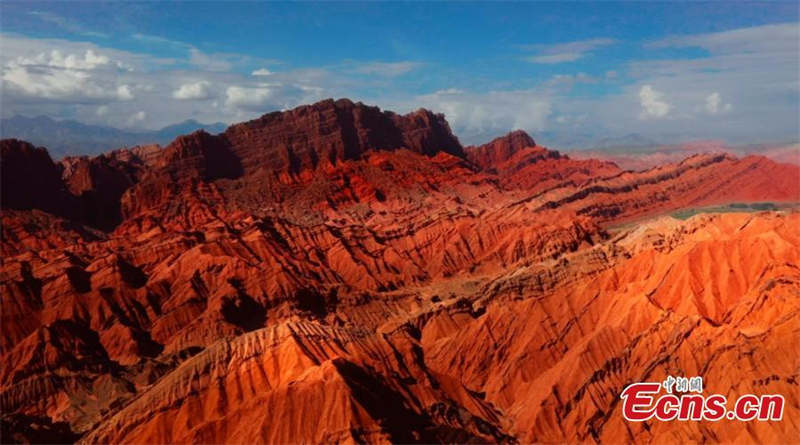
[1,99,799,444]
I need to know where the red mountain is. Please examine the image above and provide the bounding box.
[1,99,799,444]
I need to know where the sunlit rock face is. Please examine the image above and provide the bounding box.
[2,99,799,444]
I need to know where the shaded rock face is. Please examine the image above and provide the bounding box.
[118,99,465,223]
[216,98,463,176]
[60,153,148,230]
[0,139,78,219]
[2,99,800,444]
[1,140,151,231]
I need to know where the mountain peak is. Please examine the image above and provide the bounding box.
[465,129,538,168]
[224,98,464,174]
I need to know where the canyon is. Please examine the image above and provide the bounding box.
[1,98,799,444]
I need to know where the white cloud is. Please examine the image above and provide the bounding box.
[14,49,110,70]
[1,47,135,102]
[617,23,798,141]
[2,22,797,146]
[29,11,109,39]
[132,33,187,48]
[117,85,134,100]
[4,60,105,100]
[706,92,721,114]
[131,33,274,73]
[222,79,323,114]
[402,89,552,143]
[523,38,615,64]
[252,68,273,76]
[127,111,146,126]
[188,48,233,72]
[638,85,670,119]
[0,34,313,128]
[705,92,732,115]
[172,81,212,100]
[648,22,798,55]
[545,73,596,87]
[225,86,274,110]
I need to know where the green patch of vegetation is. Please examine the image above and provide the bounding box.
[671,202,789,220]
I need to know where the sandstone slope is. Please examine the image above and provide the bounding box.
[1,99,799,444]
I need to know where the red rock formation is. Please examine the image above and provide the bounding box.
[529,152,800,224]
[422,212,800,444]
[0,139,78,219]
[1,99,799,444]
[465,130,537,168]
[60,152,148,230]
[223,98,463,176]
[466,131,622,193]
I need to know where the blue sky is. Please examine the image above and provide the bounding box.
[1,1,798,146]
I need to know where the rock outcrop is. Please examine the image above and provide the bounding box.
[0,139,78,219]
[465,130,537,168]
[1,99,799,444]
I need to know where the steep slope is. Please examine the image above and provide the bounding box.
[466,131,622,193]
[118,99,466,228]
[0,139,78,219]
[526,153,800,223]
[465,130,537,168]
[422,212,800,444]
[220,98,463,175]
[1,98,799,444]
[60,152,149,230]
[0,139,152,231]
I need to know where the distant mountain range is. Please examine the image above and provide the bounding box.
[2,98,799,445]
[536,131,659,150]
[0,115,227,159]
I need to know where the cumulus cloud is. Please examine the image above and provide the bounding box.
[545,73,596,87]
[638,85,670,119]
[252,68,273,76]
[620,22,798,141]
[9,48,130,71]
[0,35,319,128]
[172,81,212,100]
[0,46,137,103]
[401,88,552,143]
[225,86,267,110]
[2,21,797,145]
[127,111,146,126]
[705,92,732,115]
[523,38,615,64]
[117,85,134,100]
[222,83,318,114]
[6,59,106,100]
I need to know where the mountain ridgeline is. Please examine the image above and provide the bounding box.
[1,98,799,444]
[0,114,227,158]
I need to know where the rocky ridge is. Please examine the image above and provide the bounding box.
[1,99,799,444]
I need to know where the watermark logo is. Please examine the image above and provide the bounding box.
[621,376,784,422]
